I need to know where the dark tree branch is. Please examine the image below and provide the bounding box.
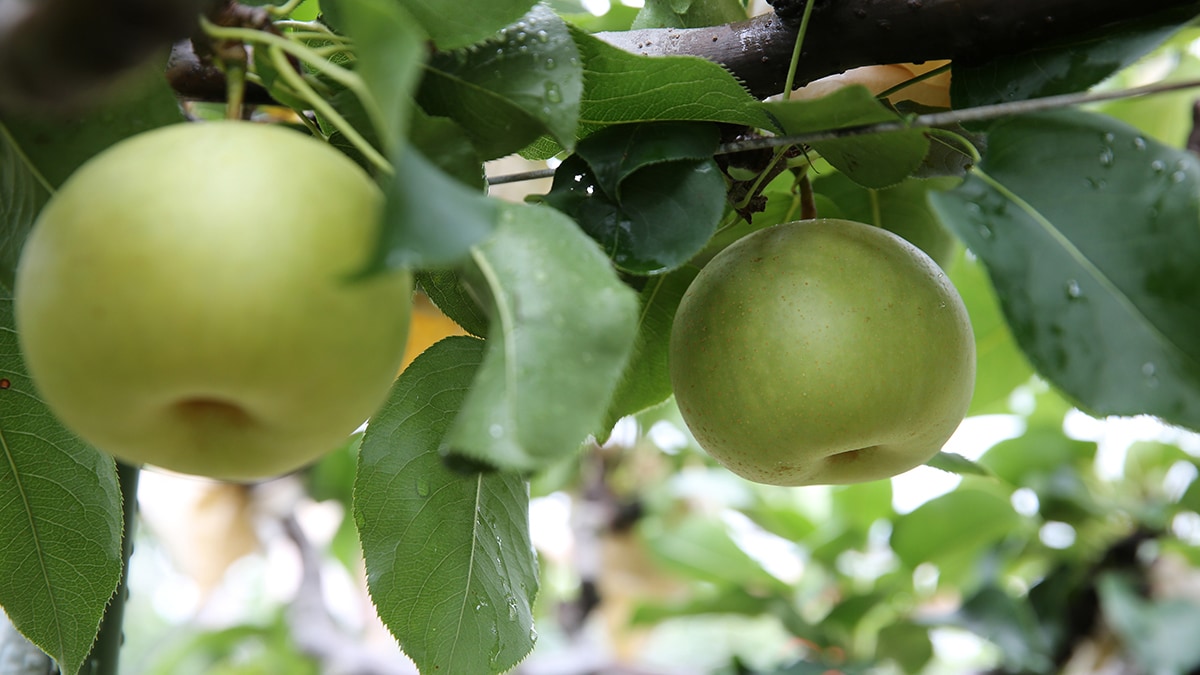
[164,0,1200,106]
[0,0,215,113]
[597,0,1200,99]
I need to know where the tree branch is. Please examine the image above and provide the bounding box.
[597,0,1200,99]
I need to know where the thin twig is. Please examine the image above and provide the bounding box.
[485,77,1200,186]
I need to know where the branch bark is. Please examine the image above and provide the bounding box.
[597,0,1200,99]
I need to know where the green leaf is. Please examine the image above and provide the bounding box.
[630,588,772,625]
[571,27,774,130]
[0,68,182,289]
[1124,440,1195,486]
[763,86,929,188]
[409,111,486,189]
[929,110,1200,432]
[447,202,639,472]
[946,585,1053,673]
[977,429,1096,485]
[386,0,535,51]
[600,264,699,436]
[1098,42,1200,149]
[1099,572,1200,675]
[575,121,720,199]
[890,485,1022,576]
[631,0,746,28]
[952,6,1198,108]
[541,150,726,274]
[332,0,425,152]
[0,125,49,291]
[370,145,499,270]
[925,451,994,479]
[419,5,583,159]
[356,336,537,675]
[811,173,961,267]
[946,250,1036,415]
[0,293,123,675]
[830,480,894,533]
[876,621,934,674]
[0,68,182,188]
[415,270,490,338]
[640,515,789,591]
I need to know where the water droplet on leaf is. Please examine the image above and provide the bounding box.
[1064,279,1082,299]
[544,82,562,103]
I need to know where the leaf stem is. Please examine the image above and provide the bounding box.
[781,0,816,101]
[225,61,247,120]
[266,46,393,174]
[875,62,952,102]
[486,77,1200,186]
[267,0,307,18]
[201,18,392,174]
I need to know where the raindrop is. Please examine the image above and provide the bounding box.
[416,476,431,497]
[507,596,520,620]
[1171,171,1187,183]
[536,30,550,43]
[544,82,562,103]
[489,424,504,438]
[544,57,556,70]
[1064,279,1082,299]
[1151,159,1167,174]
[1132,137,1147,151]
[1103,132,1116,143]
[495,48,505,57]
[529,627,539,642]
[517,44,530,53]
[1098,148,1114,167]
[976,223,994,240]
[1143,362,1160,388]
[515,31,528,43]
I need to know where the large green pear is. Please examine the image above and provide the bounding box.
[15,121,413,481]
[669,218,975,486]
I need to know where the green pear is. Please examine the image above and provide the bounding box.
[669,218,975,486]
[15,121,412,481]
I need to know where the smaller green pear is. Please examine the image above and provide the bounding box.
[669,218,975,486]
[15,121,413,481]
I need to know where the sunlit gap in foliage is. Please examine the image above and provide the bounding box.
[891,414,1025,514]
[581,0,646,15]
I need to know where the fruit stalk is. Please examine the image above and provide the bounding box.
[81,462,140,675]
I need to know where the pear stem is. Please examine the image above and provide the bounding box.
[81,461,140,675]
